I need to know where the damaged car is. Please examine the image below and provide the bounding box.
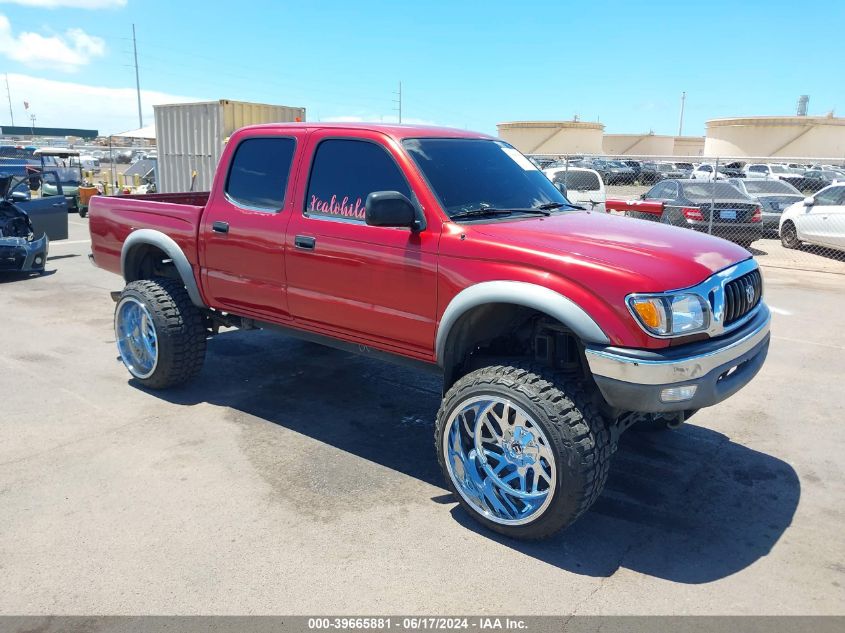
[0,172,68,274]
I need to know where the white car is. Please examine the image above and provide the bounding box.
[744,163,793,180]
[690,163,728,181]
[543,166,606,213]
[779,184,845,252]
[78,154,101,174]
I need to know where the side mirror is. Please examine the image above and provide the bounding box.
[10,191,29,202]
[803,196,814,206]
[555,182,568,197]
[639,193,647,200]
[365,191,419,230]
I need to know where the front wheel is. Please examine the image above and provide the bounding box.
[435,365,611,540]
[114,278,207,389]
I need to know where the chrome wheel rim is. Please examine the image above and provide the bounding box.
[115,297,158,379]
[442,396,557,526]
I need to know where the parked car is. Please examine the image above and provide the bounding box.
[0,173,68,273]
[744,164,794,180]
[543,166,606,213]
[690,163,727,181]
[88,123,770,540]
[795,169,844,193]
[637,162,687,185]
[115,149,133,164]
[621,160,643,183]
[79,154,101,174]
[779,184,845,252]
[727,178,804,234]
[585,159,636,184]
[641,179,762,247]
[691,163,743,181]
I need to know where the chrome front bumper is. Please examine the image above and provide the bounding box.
[585,304,771,413]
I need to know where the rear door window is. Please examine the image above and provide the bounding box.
[225,137,296,211]
[561,171,600,191]
[305,139,411,222]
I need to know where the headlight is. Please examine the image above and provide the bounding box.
[628,293,710,336]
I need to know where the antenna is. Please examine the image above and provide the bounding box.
[393,81,402,124]
[132,24,143,127]
[4,74,13,126]
[678,91,686,136]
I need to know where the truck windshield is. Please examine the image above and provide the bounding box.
[403,138,568,219]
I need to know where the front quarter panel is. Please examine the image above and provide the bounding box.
[435,223,661,350]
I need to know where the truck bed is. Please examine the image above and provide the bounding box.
[88,191,209,278]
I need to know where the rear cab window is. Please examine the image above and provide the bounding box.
[305,139,411,222]
[225,137,297,211]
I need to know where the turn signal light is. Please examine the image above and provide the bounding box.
[632,300,663,329]
[682,207,704,221]
[751,206,762,223]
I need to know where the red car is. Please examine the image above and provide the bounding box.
[89,123,770,539]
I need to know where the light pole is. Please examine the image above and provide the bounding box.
[30,113,36,139]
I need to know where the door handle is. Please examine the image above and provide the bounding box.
[52,203,65,207]
[212,221,229,233]
[294,235,316,250]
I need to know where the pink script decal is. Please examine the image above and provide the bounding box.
[310,194,366,219]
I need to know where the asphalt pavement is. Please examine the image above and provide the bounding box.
[0,217,843,615]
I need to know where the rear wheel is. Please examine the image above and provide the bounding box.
[435,364,611,540]
[781,221,800,249]
[114,278,207,389]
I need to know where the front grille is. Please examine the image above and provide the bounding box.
[724,269,762,325]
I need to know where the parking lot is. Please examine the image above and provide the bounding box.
[1,217,843,615]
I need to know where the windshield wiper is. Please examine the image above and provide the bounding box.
[449,207,515,220]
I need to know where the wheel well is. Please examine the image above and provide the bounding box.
[124,243,181,284]
[441,303,588,391]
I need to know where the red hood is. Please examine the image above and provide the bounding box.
[469,211,750,290]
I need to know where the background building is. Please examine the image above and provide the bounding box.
[498,113,844,158]
[497,120,604,155]
[703,115,845,158]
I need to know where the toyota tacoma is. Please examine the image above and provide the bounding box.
[88,123,770,539]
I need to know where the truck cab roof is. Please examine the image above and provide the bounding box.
[238,121,493,141]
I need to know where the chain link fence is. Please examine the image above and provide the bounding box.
[532,153,845,275]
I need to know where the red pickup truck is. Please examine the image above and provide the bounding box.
[89,123,771,539]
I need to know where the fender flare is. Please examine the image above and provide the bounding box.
[120,229,206,308]
[435,280,609,366]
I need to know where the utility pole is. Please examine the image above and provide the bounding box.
[393,81,402,124]
[5,74,13,126]
[678,91,686,136]
[132,23,143,128]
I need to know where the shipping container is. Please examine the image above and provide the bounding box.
[154,100,305,193]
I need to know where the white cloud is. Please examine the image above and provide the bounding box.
[2,73,203,133]
[0,1,126,8]
[0,14,106,71]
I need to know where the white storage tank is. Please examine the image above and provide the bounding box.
[497,121,604,155]
[602,133,674,156]
[704,115,845,158]
[154,99,306,193]
[673,136,705,157]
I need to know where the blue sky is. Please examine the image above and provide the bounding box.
[0,0,843,135]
